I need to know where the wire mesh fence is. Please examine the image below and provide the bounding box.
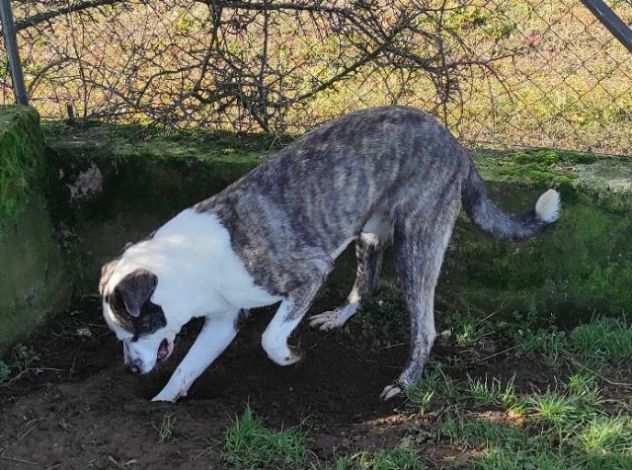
[1,0,631,155]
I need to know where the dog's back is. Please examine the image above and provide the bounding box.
[196,106,470,294]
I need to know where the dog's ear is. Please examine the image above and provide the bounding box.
[114,269,158,318]
[98,260,119,296]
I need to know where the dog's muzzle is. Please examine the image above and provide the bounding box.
[128,359,143,375]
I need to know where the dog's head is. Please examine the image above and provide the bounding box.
[99,261,177,375]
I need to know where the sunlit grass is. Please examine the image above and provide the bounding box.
[223,406,306,469]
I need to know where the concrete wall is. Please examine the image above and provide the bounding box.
[47,125,632,323]
[0,107,70,353]
[3,111,631,354]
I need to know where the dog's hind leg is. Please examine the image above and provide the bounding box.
[310,214,389,331]
[380,199,459,401]
[263,262,331,365]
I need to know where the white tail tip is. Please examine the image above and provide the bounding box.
[535,189,561,223]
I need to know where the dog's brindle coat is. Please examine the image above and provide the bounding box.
[101,106,559,401]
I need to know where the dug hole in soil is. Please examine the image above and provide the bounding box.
[0,293,414,470]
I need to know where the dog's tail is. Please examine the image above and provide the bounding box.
[461,160,560,241]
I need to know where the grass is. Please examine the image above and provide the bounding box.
[336,449,425,470]
[17,1,632,155]
[464,374,517,409]
[406,366,457,414]
[10,344,40,372]
[525,390,598,431]
[0,344,40,386]
[0,360,9,384]
[223,406,306,469]
[579,416,632,454]
[155,413,176,443]
[397,314,632,469]
[439,414,525,449]
[514,318,632,369]
[569,319,632,363]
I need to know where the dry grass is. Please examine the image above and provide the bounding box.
[4,1,632,154]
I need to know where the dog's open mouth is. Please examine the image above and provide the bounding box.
[157,339,171,363]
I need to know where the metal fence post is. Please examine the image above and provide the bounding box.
[581,0,632,54]
[0,0,28,105]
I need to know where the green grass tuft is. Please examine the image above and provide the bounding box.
[223,406,306,469]
[569,319,632,363]
[0,360,10,384]
[406,367,456,414]
[440,416,525,449]
[577,416,632,458]
[464,375,517,408]
[337,448,425,470]
[475,445,566,470]
[156,413,176,443]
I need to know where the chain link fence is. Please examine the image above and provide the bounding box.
[1,1,631,155]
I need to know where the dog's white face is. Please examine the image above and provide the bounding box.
[103,302,176,375]
[101,266,178,375]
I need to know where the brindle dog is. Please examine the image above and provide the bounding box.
[100,106,560,402]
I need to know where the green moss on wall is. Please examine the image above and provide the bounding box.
[445,183,632,323]
[0,107,69,353]
[0,106,45,224]
[43,122,632,321]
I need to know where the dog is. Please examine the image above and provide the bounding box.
[99,106,560,402]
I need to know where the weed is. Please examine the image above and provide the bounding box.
[338,448,425,470]
[11,344,40,372]
[406,367,456,414]
[0,360,10,384]
[223,406,305,469]
[455,321,482,348]
[524,389,600,436]
[575,416,632,469]
[464,375,517,408]
[569,319,632,363]
[475,445,566,470]
[577,416,632,456]
[440,413,525,449]
[567,373,602,408]
[156,413,176,443]
[514,327,567,367]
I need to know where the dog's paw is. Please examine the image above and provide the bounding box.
[151,386,187,403]
[151,392,178,403]
[309,304,358,331]
[265,344,303,366]
[380,383,403,401]
[309,311,345,331]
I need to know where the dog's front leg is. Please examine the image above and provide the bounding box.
[152,315,237,402]
[262,280,324,365]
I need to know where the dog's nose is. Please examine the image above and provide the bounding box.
[129,360,143,375]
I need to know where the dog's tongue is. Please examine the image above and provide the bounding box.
[157,339,169,362]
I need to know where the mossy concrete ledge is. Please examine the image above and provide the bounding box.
[0,107,70,353]
[45,124,632,321]
[446,150,632,320]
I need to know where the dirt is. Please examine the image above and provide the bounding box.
[0,291,587,470]
[0,296,418,470]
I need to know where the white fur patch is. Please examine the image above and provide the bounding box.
[535,189,561,223]
[102,209,282,374]
[105,209,281,325]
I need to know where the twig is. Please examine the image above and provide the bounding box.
[0,454,39,466]
[0,368,65,388]
[566,355,632,389]
[476,344,520,363]
[382,342,407,350]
